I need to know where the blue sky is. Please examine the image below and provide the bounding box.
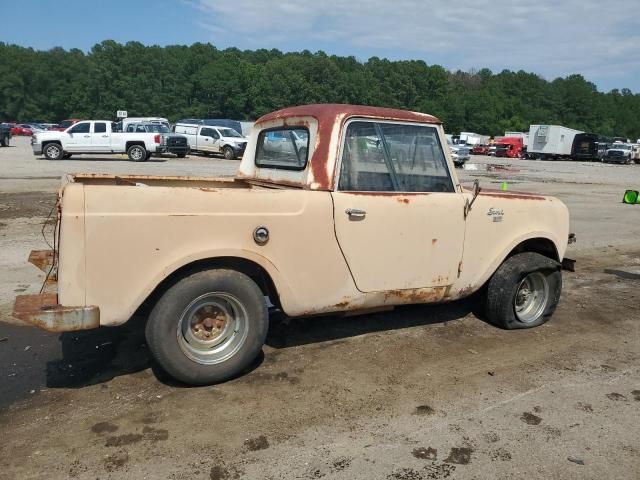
[3,0,639,93]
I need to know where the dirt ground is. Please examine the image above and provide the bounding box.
[0,137,639,479]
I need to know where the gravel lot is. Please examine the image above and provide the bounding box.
[0,136,639,480]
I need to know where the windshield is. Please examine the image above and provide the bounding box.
[219,128,243,138]
[611,144,631,150]
[59,120,74,128]
[147,124,170,133]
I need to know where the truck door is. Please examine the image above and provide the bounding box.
[331,120,465,292]
[91,122,110,152]
[65,121,93,151]
[197,127,216,153]
[211,128,223,153]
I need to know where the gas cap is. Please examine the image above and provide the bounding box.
[253,226,269,246]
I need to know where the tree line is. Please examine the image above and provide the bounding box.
[1,40,638,139]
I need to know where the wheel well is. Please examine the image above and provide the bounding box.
[42,140,62,147]
[139,256,281,315]
[126,141,145,150]
[508,238,559,262]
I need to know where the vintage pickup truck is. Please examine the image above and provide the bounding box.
[14,104,573,385]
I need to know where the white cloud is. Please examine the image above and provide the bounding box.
[191,0,640,89]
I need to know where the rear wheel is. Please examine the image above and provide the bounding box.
[481,252,561,329]
[223,146,236,160]
[127,144,147,162]
[44,143,63,160]
[145,269,269,385]
[176,153,187,158]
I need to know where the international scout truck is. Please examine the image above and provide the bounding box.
[14,104,574,385]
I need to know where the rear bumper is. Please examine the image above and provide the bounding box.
[13,293,99,332]
[13,249,100,332]
[158,145,190,155]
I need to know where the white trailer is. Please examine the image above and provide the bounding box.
[459,132,490,146]
[527,125,583,159]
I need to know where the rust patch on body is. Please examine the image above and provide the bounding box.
[382,287,445,304]
[13,293,99,332]
[479,190,546,201]
[28,250,54,272]
[397,197,410,204]
[432,238,438,246]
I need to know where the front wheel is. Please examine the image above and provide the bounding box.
[481,252,561,329]
[127,144,147,162]
[223,146,236,160]
[44,143,63,160]
[145,269,269,385]
[176,153,187,158]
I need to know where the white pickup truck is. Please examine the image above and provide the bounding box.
[32,120,166,161]
[173,123,248,159]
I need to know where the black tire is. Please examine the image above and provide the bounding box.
[176,153,187,158]
[481,252,561,329]
[145,269,268,385]
[127,144,147,162]
[223,146,236,160]
[44,142,63,160]
[62,153,72,159]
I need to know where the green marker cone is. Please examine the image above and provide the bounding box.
[623,190,638,204]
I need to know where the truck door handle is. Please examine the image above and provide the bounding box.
[101,135,109,138]
[345,208,366,218]
[83,135,90,138]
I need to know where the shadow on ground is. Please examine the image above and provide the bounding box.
[0,298,474,405]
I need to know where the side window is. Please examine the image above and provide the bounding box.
[211,129,220,140]
[255,128,309,170]
[68,122,90,134]
[339,121,454,193]
[136,125,146,133]
[338,121,393,191]
[94,122,107,133]
[126,125,135,132]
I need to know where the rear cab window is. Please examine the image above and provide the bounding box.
[338,120,454,193]
[255,127,310,170]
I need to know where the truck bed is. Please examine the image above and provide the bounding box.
[65,173,251,189]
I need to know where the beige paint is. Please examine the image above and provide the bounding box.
[33,106,569,329]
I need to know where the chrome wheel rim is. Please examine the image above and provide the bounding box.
[514,272,549,323]
[130,147,143,161]
[46,145,60,158]
[177,292,249,365]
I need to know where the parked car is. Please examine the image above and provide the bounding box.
[472,144,490,155]
[14,104,573,385]
[0,123,12,146]
[446,138,470,167]
[31,120,167,161]
[52,119,82,132]
[603,143,635,164]
[124,122,190,158]
[10,124,33,136]
[174,122,248,159]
